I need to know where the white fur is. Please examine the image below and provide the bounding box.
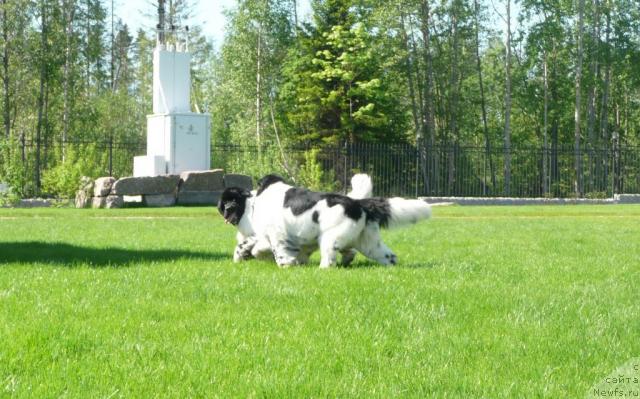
[248,183,431,268]
[347,174,373,199]
[232,176,373,264]
[387,198,432,228]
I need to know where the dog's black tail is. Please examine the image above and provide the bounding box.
[359,197,432,229]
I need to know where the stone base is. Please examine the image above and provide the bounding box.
[223,174,253,190]
[94,177,116,197]
[75,190,91,208]
[177,191,222,206]
[144,194,176,207]
[112,175,180,196]
[179,169,224,191]
[615,194,640,204]
[92,195,124,209]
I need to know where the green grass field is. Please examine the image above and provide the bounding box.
[1,205,639,397]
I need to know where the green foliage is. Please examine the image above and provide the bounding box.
[0,139,33,198]
[296,148,335,192]
[280,3,408,144]
[41,145,106,198]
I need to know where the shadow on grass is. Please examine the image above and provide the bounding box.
[0,241,226,267]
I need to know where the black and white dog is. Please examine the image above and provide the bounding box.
[219,174,431,268]
[219,174,373,265]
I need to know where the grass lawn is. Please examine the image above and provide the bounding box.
[1,205,639,397]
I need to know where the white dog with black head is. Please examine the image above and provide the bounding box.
[219,174,431,268]
[218,174,373,265]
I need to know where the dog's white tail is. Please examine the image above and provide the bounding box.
[386,198,432,228]
[347,173,373,199]
[359,197,431,229]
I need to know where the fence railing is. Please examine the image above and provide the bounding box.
[2,138,639,198]
[213,141,640,198]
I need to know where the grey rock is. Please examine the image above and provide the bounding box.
[92,196,106,208]
[615,194,640,204]
[78,176,94,192]
[75,190,91,208]
[16,199,53,208]
[94,176,116,197]
[112,175,180,196]
[144,194,176,207]
[223,174,253,190]
[93,195,124,209]
[177,191,222,206]
[179,169,225,192]
[106,195,124,209]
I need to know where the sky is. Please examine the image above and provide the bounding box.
[115,0,312,48]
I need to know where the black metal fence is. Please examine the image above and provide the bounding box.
[214,141,639,198]
[3,139,640,198]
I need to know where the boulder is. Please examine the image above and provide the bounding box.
[144,194,176,207]
[92,196,106,208]
[223,174,253,190]
[78,176,94,192]
[112,175,180,196]
[94,177,115,197]
[93,195,124,209]
[106,195,124,209]
[615,194,640,204]
[179,169,225,192]
[75,176,95,208]
[177,191,222,206]
[75,190,91,208]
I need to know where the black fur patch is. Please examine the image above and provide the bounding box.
[283,188,325,215]
[311,210,319,223]
[218,187,252,225]
[256,174,285,196]
[359,198,391,228]
[325,194,362,221]
[284,188,363,221]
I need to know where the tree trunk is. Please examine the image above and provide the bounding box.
[35,1,48,194]
[543,52,549,195]
[447,2,459,195]
[62,0,75,160]
[585,0,600,192]
[292,0,297,31]
[256,22,262,147]
[574,0,585,197]
[400,11,420,140]
[2,0,9,140]
[419,0,436,193]
[503,0,512,196]
[600,4,611,192]
[474,0,495,193]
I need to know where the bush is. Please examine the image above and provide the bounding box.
[41,145,106,198]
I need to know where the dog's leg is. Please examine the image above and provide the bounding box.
[339,248,357,266]
[319,232,348,268]
[250,236,274,260]
[233,235,257,263]
[354,224,398,266]
[296,244,316,265]
[271,238,301,268]
[318,219,363,268]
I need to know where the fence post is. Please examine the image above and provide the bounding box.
[343,140,348,194]
[108,136,113,177]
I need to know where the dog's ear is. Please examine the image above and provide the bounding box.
[241,189,252,198]
[217,195,226,215]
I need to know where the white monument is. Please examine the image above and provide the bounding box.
[133,28,210,177]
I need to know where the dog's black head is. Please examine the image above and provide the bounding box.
[218,187,252,225]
